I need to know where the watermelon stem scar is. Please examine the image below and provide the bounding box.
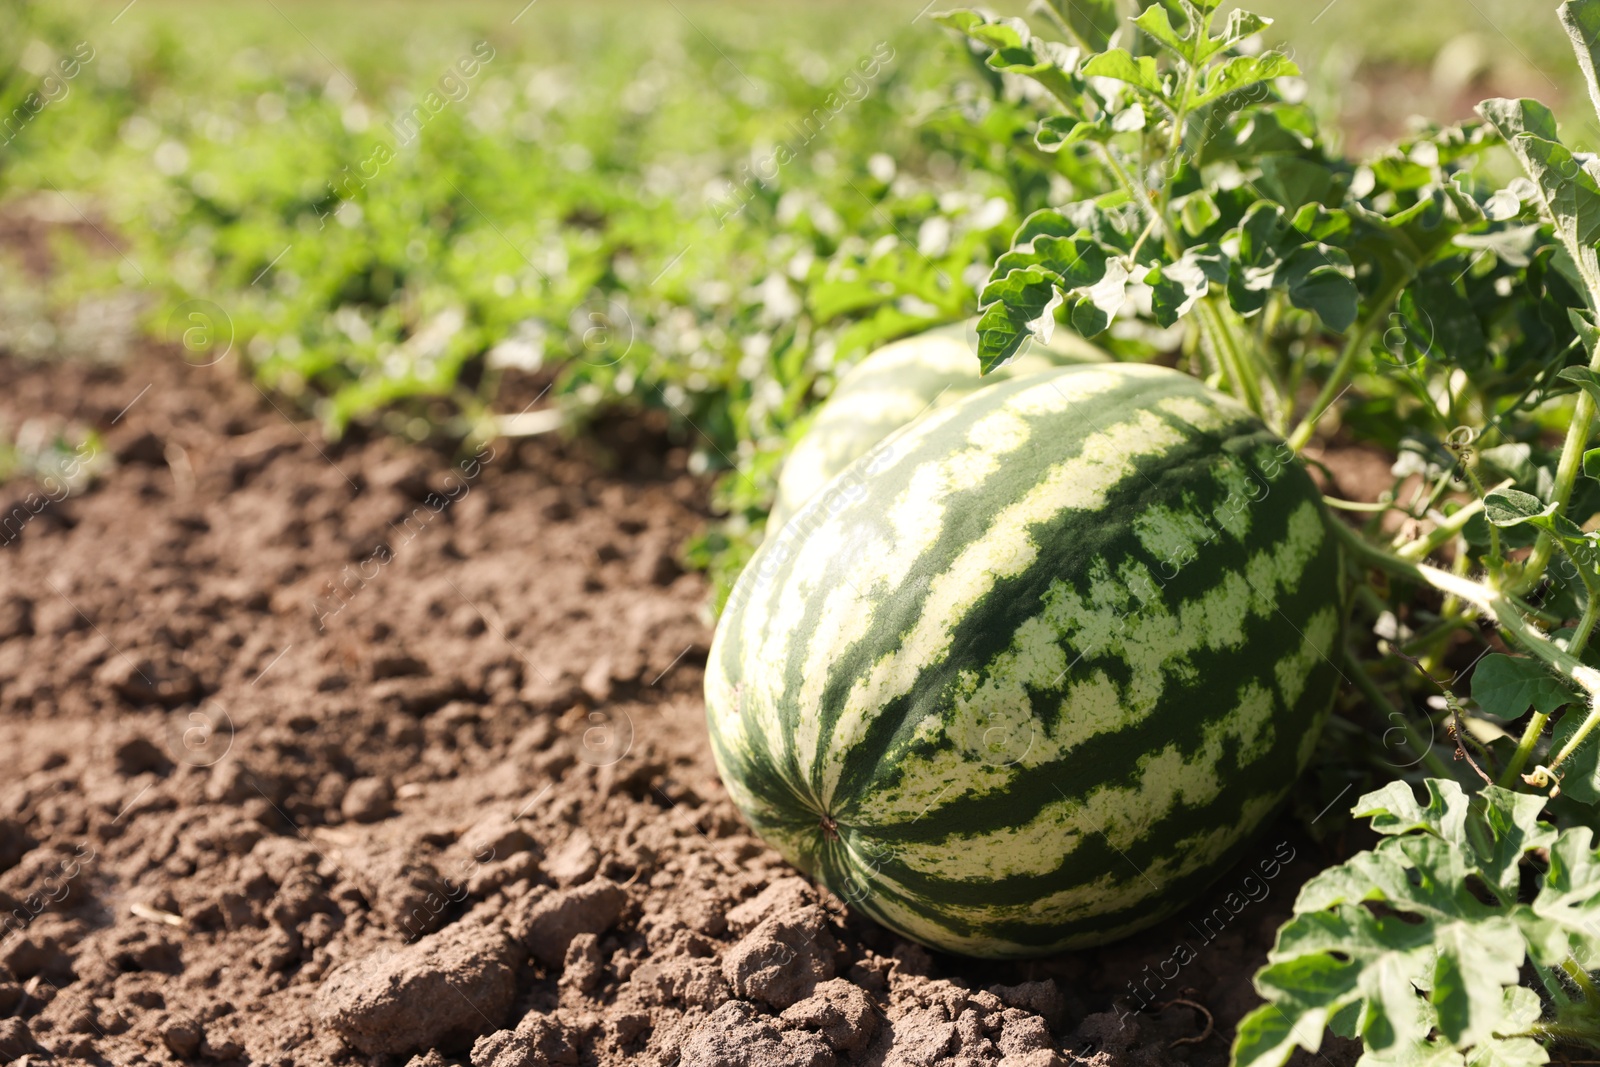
[819,815,840,841]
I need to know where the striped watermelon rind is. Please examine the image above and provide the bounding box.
[769,320,1106,529]
[707,364,1343,958]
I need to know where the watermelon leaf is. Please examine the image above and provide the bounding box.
[1082,49,1169,104]
[974,274,1063,373]
[1131,5,1188,60]
[1471,654,1580,722]
[1191,52,1299,110]
[1035,116,1109,152]
[935,10,1082,103]
[1198,10,1272,65]
[1477,97,1600,249]
[1225,202,1358,329]
[978,228,1121,364]
[1280,244,1359,332]
[1235,782,1592,1067]
[1557,366,1600,407]
[1484,489,1557,528]
[1147,246,1228,327]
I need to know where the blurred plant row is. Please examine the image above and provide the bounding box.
[0,0,1106,606]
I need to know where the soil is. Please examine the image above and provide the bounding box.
[1336,64,1566,155]
[0,341,1364,1065]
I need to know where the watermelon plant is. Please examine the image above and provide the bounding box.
[933,0,1600,1062]
[714,0,1600,1061]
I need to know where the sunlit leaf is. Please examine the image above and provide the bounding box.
[1133,4,1190,59]
[1484,488,1557,527]
[1478,98,1600,249]
[975,270,1063,373]
[1191,52,1298,109]
[1147,246,1228,326]
[1035,116,1109,152]
[1082,49,1168,102]
[1197,10,1272,65]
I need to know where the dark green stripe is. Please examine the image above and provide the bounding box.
[838,428,1312,831]
[830,396,1290,815]
[784,370,1243,799]
[804,526,1340,940]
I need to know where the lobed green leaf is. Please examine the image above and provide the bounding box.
[1082,49,1168,103]
[1035,116,1110,152]
[1191,52,1298,110]
[1478,98,1600,250]
[1240,782,1583,1067]
[1147,246,1227,327]
[1132,5,1190,61]
[1472,654,1579,722]
[1484,488,1558,528]
[1198,10,1272,65]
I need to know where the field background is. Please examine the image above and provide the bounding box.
[0,0,1583,599]
[0,3,1592,1066]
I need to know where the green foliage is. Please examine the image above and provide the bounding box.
[0,2,1063,600]
[943,0,1514,406]
[1235,780,1600,1067]
[933,0,1600,1062]
[1472,654,1580,722]
[8,0,1600,1059]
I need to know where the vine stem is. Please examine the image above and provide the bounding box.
[1455,451,1503,567]
[1573,594,1600,662]
[1096,42,1280,428]
[1323,496,1393,513]
[1155,24,1202,224]
[1198,298,1268,422]
[1285,278,1407,452]
[1507,149,1600,594]
[1488,286,1600,772]
[1329,518,1600,785]
[1331,518,1598,694]
[1561,959,1600,1011]
[1126,214,1160,267]
[1503,711,1554,788]
[1394,493,1498,562]
[1536,1021,1600,1042]
[1513,382,1598,593]
[1551,699,1600,775]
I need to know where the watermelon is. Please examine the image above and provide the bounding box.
[706,364,1343,958]
[769,320,1105,529]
